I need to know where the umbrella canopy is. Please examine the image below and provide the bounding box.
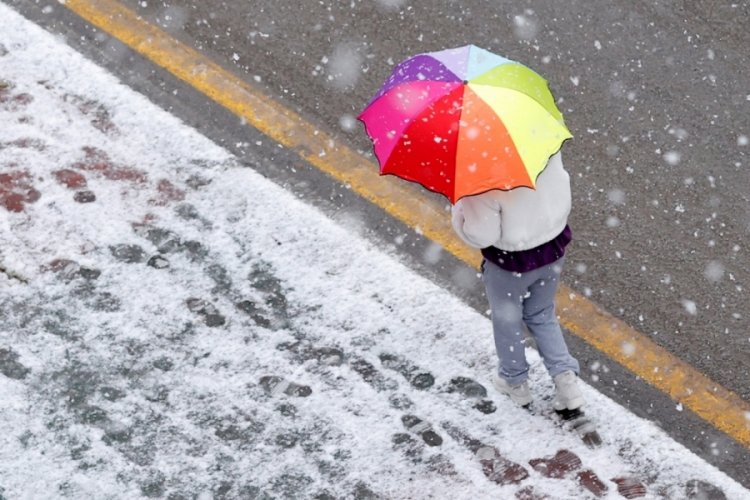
[358,45,572,204]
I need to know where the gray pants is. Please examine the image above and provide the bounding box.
[482,257,580,386]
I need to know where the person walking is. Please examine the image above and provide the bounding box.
[451,151,584,411]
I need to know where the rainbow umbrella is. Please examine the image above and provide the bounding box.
[358,45,572,204]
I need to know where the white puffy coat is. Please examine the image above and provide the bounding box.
[451,152,571,251]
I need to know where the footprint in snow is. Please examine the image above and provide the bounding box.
[186,298,226,327]
[259,376,312,398]
[401,414,442,447]
[378,353,434,390]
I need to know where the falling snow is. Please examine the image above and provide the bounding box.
[704,261,725,283]
[681,300,698,316]
[663,151,682,166]
[325,44,363,89]
[512,11,539,41]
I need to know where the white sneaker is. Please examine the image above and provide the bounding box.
[492,374,532,407]
[553,371,585,411]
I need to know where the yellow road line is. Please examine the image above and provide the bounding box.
[60,0,750,447]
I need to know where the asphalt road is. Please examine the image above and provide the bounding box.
[8,0,750,485]
[121,0,750,402]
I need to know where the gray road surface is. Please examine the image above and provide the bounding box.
[118,0,750,400]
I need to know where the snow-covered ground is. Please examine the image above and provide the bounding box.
[0,3,747,499]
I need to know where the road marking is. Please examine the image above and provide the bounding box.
[60,0,750,448]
